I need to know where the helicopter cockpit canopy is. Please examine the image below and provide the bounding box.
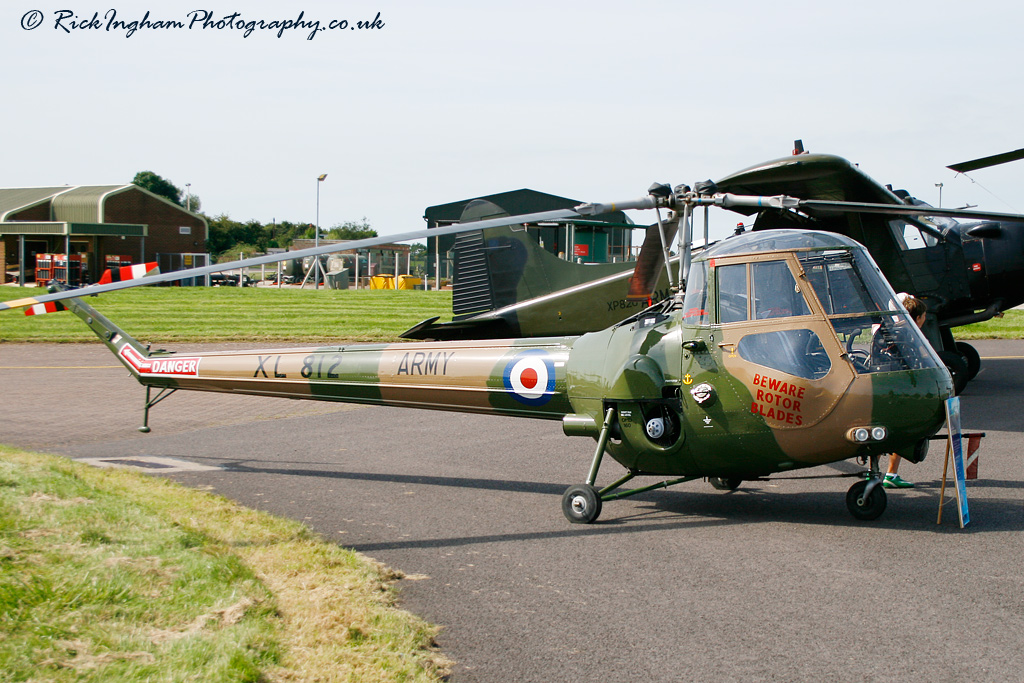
[686,230,944,377]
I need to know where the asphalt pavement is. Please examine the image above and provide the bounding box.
[2,340,1023,682]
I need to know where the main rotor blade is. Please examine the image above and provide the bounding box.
[0,207,583,311]
[947,148,1024,173]
[795,199,1024,223]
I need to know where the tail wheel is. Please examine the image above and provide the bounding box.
[846,480,887,521]
[561,485,602,524]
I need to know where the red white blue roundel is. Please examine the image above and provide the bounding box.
[503,350,556,405]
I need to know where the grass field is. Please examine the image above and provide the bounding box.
[0,446,449,682]
[0,287,454,344]
[1,285,1020,344]
[954,310,1024,339]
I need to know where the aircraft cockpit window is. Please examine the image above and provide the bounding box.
[800,253,884,315]
[890,220,938,250]
[737,329,831,380]
[682,261,709,325]
[832,314,937,374]
[717,263,748,323]
[799,249,942,374]
[751,261,811,319]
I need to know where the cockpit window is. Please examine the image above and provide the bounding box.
[751,260,811,319]
[718,263,748,323]
[682,261,709,325]
[800,252,891,315]
[798,249,942,374]
[832,314,937,374]
[890,220,939,250]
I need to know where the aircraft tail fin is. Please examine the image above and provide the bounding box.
[626,222,678,302]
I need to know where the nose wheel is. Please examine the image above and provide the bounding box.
[846,454,888,521]
[562,485,602,524]
[845,454,888,521]
[846,479,887,520]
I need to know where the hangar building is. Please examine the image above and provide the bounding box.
[1,184,208,285]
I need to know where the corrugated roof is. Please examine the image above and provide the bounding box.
[0,187,71,221]
[0,184,204,226]
[51,185,131,223]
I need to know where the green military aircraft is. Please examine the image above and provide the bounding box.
[3,185,959,523]
[405,196,675,341]
[414,148,1024,398]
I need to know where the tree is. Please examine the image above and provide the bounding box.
[326,218,377,240]
[205,213,239,256]
[215,243,263,263]
[183,193,202,213]
[132,171,183,206]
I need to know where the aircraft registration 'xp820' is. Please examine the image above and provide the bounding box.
[13,176,1004,524]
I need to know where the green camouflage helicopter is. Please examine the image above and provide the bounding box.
[2,186,956,523]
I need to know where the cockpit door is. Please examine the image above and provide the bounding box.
[713,254,856,430]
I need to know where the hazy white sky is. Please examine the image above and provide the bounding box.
[3,0,1022,243]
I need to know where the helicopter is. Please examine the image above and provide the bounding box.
[413,148,1024,395]
[2,185,955,524]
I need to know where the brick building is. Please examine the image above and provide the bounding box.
[1,184,207,284]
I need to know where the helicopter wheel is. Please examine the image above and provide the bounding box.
[845,480,887,521]
[709,477,742,491]
[938,350,969,395]
[956,341,981,381]
[561,485,602,524]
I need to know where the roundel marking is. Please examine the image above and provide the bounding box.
[503,351,556,405]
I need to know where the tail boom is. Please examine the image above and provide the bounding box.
[57,289,574,419]
[120,340,574,419]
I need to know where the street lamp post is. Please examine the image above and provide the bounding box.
[316,174,327,289]
[185,183,191,212]
[935,182,943,208]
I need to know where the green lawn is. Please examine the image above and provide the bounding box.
[0,446,449,682]
[0,287,453,344]
[954,309,1024,339]
[2,285,1020,344]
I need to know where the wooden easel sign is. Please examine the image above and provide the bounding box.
[937,397,970,528]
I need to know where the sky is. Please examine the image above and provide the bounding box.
[3,0,1023,244]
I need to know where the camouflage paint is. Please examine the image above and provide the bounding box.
[58,229,952,490]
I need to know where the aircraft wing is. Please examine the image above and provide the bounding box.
[948,148,1024,173]
[713,153,1024,225]
[713,153,904,212]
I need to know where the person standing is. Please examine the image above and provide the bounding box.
[884,294,928,488]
